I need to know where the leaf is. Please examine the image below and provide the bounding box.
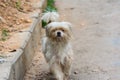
[0,29,9,41]
[42,20,47,28]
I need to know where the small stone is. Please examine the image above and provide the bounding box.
[0,16,6,23]
[9,24,13,27]
[70,7,74,10]
[24,19,32,23]
[8,16,11,19]
[74,71,78,74]
[0,3,6,7]
[95,22,99,24]
[81,23,85,26]
[16,21,20,25]
[20,18,24,21]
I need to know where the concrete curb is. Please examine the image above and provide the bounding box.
[0,0,47,80]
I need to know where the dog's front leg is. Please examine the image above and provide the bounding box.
[63,55,72,80]
[49,58,64,80]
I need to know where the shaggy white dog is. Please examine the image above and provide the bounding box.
[41,11,59,23]
[41,12,73,80]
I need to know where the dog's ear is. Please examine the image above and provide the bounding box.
[65,22,74,39]
[64,22,72,31]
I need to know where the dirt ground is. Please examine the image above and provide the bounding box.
[24,50,48,80]
[0,0,41,54]
[24,0,120,80]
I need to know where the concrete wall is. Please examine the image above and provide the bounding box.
[0,0,47,80]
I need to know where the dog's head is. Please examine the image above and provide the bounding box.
[45,22,73,42]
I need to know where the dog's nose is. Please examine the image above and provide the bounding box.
[57,32,61,37]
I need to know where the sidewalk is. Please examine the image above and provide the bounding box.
[56,0,120,80]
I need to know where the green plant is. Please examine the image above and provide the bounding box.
[44,0,57,12]
[42,0,57,27]
[45,6,57,12]
[15,0,21,10]
[1,29,9,41]
[42,20,47,28]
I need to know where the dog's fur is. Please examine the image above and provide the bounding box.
[41,11,59,23]
[41,12,73,80]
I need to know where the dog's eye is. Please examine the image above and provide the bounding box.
[62,30,64,32]
[52,30,55,32]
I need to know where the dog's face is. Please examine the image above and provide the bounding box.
[46,22,72,42]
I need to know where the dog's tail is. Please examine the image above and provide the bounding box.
[41,11,59,24]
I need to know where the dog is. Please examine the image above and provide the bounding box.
[41,12,73,80]
[41,11,59,24]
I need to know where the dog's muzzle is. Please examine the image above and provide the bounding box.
[57,32,61,37]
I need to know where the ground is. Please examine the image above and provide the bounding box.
[0,0,41,54]
[24,0,120,80]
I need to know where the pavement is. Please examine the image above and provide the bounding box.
[24,0,120,80]
[56,0,120,80]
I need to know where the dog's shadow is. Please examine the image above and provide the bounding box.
[35,72,75,80]
[44,73,57,80]
[35,72,57,80]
